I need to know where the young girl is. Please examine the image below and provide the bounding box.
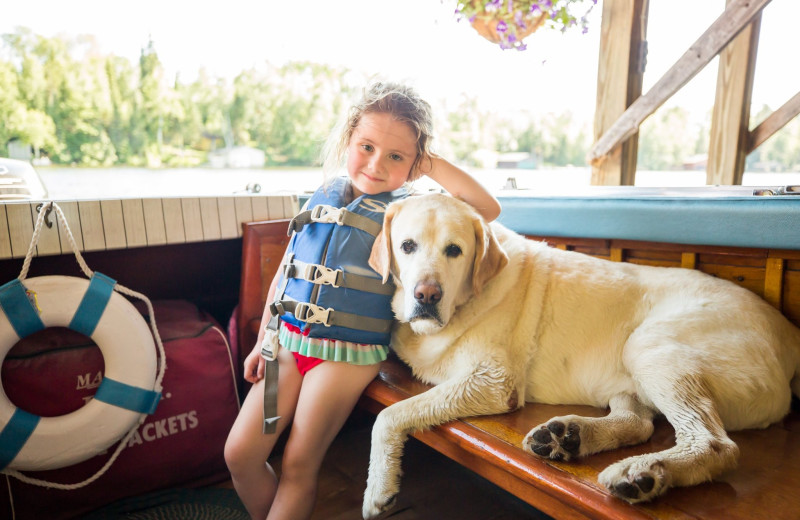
[225,82,501,520]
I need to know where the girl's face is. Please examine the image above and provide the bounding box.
[346,111,418,197]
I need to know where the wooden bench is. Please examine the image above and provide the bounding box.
[237,210,800,520]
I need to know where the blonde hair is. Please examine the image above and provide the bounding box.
[321,81,434,186]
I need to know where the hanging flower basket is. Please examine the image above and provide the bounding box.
[469,11,547,47]
[455,0,597,51]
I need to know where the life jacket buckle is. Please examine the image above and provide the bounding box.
[310,204,346,226]
[304,263,341,288]
[294,302,333,327]
[260,332,279,361]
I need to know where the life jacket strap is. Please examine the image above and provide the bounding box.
[270,299,392,334]
[260,329,280,434]
[286,259,394,295]
[287,204,382,237]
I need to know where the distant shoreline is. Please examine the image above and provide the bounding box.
[36,166,800,200]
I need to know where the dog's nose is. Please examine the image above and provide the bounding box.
[414,281,442,305]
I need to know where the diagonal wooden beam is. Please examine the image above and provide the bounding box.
[748,91,800,153]
[588,0,772,164]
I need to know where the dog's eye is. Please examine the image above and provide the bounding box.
[445,244,462,258]
[401,240,417,254]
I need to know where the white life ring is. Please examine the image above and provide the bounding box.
[0,275,157,472]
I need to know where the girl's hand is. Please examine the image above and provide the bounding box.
[243,327,281,383]
[417,155,501,222]
[243,341,266,383]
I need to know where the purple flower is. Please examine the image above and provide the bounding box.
[496,20,508,32]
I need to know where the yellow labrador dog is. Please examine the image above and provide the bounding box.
[362,193,800,519]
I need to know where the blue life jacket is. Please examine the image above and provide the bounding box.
[270,177,407,345]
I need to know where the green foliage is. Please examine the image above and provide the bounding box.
[2,28,798,172]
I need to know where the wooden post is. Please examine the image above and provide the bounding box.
[707,0,762,185]
[764,256,784,309]
[591,0,649,186]
[681,252,697,270]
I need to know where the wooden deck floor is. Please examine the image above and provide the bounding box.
[264,409,552,520]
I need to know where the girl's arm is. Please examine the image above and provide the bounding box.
[422,155,501,222]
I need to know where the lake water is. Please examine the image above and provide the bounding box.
[35,166,800,199]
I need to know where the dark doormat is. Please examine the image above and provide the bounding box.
[82,487,249,520]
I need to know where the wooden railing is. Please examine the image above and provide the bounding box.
[591,0,800,186]
[0,195,298,260]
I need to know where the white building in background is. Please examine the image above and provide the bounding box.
[7,139,32,161]
[208,146,266,168]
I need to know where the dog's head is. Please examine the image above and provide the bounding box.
[369,194,508,335]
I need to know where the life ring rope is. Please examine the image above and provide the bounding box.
[0,201,167,490]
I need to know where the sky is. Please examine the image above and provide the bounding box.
[2,0,798,125]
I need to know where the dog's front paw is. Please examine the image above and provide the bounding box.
[523,420,581,461]
[363,413,404,519]
[598,456,668,503]
[362,481,398,519]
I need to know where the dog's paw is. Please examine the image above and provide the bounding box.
[523,420,582,461]
[362,488,397,519]
[598,457,668,503]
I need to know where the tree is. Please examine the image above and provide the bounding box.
[0,61,23,154]
[6,28,797,172]
[11,107,58,159]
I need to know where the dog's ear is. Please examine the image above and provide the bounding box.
[471,218,508,295]
[369,204,397,283]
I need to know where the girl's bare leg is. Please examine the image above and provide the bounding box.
[225,347,302,519]
[266,360,380,520]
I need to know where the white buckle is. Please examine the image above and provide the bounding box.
[304,263,341,287]
[310,204,346,225]
[261,346,277,361]
[295,302,333,327]
[260,327,279,361]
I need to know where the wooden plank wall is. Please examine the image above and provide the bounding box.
[0,195,298,260]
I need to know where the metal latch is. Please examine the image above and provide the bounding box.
[753,185,800,196]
